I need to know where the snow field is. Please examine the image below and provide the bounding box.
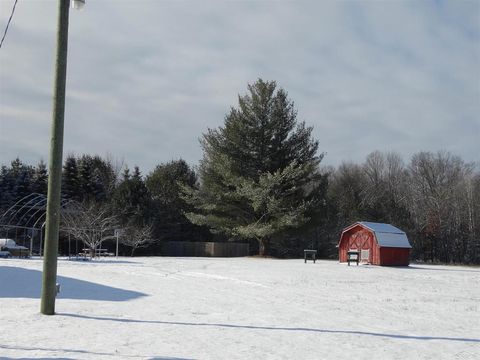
[0,257,479,359]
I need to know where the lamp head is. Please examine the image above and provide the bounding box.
[72,0,85,10]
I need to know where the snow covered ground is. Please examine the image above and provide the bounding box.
[0,257,479,360]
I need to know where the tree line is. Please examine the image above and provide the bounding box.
[0,155,207,255]
[1,79,479,263]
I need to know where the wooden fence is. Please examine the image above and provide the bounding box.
[161,241,249,257]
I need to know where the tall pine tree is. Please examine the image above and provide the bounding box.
[183,79,326,256]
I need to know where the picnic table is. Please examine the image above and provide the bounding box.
[347,250,359,266]
[79,248,113,258]
[1,247,29,258]
[304,249,317,263]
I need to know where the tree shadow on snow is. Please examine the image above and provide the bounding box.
[149,357,197,360]
[399,265,480,273]
[66,258,138,264]
[58,313,480,344]
[0,266,146,301]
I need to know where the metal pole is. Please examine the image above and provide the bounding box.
[116,230,119,259]
[29,228,33,257]
[29,228,34,257]
[41,0,70,315]
[40,222,45,257]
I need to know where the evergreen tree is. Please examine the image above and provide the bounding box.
[0,165,15,211]
[146,159,206,242]
[78,155,95,200]
[146,159,196,207]
[132,166,142,182]
[183,80,326,255]
[14,165,33,201]
[112,166,151,227]
[122,166,131,181]
[32,160,48,195]
[92,168,107,202]
[90,155,117,200]
[7,158,34,202]
[10,158,23,177]
[62,155,80,201]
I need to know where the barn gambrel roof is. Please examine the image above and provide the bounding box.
[342,221,412,249]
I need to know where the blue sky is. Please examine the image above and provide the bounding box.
[0,0,478,173]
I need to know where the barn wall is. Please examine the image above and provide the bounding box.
[339,227,376,263]
[379,247,410,266]
[338,234,349,262]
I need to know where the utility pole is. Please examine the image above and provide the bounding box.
[41,0,85,315]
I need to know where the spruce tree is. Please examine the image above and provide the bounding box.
[62,155,80,201]
[112,166,151,227]
[122,166,131,181]
[146,159,204,242]
[3,158,34,203]
[13,161,34,201]
[90,155,117,200]
[183,79,326,256]
[92,168,107,202]
[146,159,196,207]
[0,165,15,211]
[78,155,95,200]
[32,160,48,195]
[10,158,23,177]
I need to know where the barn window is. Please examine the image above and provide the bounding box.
[361,249,370,261]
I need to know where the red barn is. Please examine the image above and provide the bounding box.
[338,222,411,266]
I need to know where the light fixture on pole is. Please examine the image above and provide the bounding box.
[40,0,85,316]
[72,0,85,10]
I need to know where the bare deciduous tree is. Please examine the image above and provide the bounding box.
[62,201,118,258]
[408,151,474,262]
[119,223,156,256]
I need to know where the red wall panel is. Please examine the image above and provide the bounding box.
[379,247,410,266]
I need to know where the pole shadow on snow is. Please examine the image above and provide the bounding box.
[58,313,480,344]
[0,266,146,301]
